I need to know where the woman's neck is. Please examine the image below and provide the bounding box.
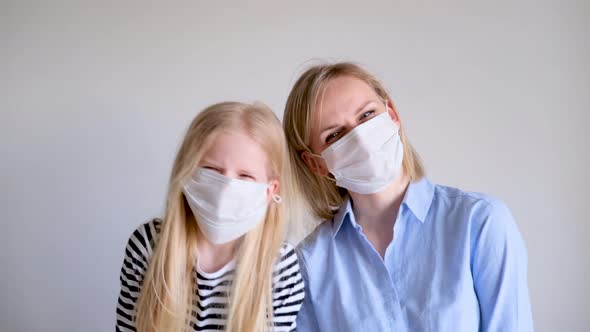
[348,170,410,259]
[196,232,239,273]
[349,170,410,229]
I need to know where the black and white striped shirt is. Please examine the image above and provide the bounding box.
[116,219,304,331]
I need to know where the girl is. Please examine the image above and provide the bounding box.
[116,102,304,332]
[283,63,533,331]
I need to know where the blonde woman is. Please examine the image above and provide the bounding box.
[283,63,533,331]
[116,102,304,332]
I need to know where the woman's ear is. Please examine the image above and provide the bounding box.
[386,99,401,127]
[301,151,329,177]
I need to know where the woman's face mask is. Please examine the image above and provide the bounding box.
[305,76,404,194]
[319,111,404,194]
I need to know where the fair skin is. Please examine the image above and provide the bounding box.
[195,126,279,273]
[301,76,410,258]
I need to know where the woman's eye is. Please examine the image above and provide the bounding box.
[325,131,340,144]
[360,110,375,120]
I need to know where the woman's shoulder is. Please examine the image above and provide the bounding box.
[294,219,335,263]
[431,183,522,247]
[432,182,506,212]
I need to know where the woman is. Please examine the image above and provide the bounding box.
[116,102,304,332]
[283,62,533,331]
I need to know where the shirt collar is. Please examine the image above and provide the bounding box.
[331,177,435,237]
[332,197,354,236]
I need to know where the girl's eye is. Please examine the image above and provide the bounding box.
[325,131,341,144]
[203,166,221,173]
[239,173,256,181]
[360,110,375,120]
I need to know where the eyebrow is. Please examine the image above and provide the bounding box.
[319,100,377,137]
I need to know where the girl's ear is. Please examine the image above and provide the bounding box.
[301,151,329,176]
[267,179,280,203]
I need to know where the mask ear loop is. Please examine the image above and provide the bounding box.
[324,173,337,183]
[305,149,336,183]
[272,194,282,204]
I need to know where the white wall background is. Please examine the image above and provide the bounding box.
[2,1,588,331]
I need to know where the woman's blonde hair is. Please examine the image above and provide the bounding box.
[136,102,294,332]
[283,62,425,220]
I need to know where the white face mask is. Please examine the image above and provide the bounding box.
[320,111,404,194]
[183,168,276,244]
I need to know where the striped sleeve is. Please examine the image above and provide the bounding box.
[115,220,161,332]
[271,243,305,332]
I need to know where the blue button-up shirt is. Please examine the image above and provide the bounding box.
[296,178,533,331]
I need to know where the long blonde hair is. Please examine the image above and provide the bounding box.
[283,62,425,220]
[136,102,293,332]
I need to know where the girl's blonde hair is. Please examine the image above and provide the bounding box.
[136,101,294,332]
[283,62,425,220]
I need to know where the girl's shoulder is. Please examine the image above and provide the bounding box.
[276,242,297,267]
[273,242,300,281]
[271,242,305,309]
[122,218,163,263]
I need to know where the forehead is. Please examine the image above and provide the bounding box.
[316,75,379,113]
[202,127,269,169]
[322,75,376,98]
[312,76,381,127]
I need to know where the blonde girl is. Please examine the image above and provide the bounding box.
[116,102,304,332]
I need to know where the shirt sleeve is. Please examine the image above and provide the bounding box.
[471,200,534,332]
[272,244,305,332]
[294,248,321,332]
[115,224,154,332]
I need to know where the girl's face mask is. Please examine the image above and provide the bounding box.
[183,168,280,244]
